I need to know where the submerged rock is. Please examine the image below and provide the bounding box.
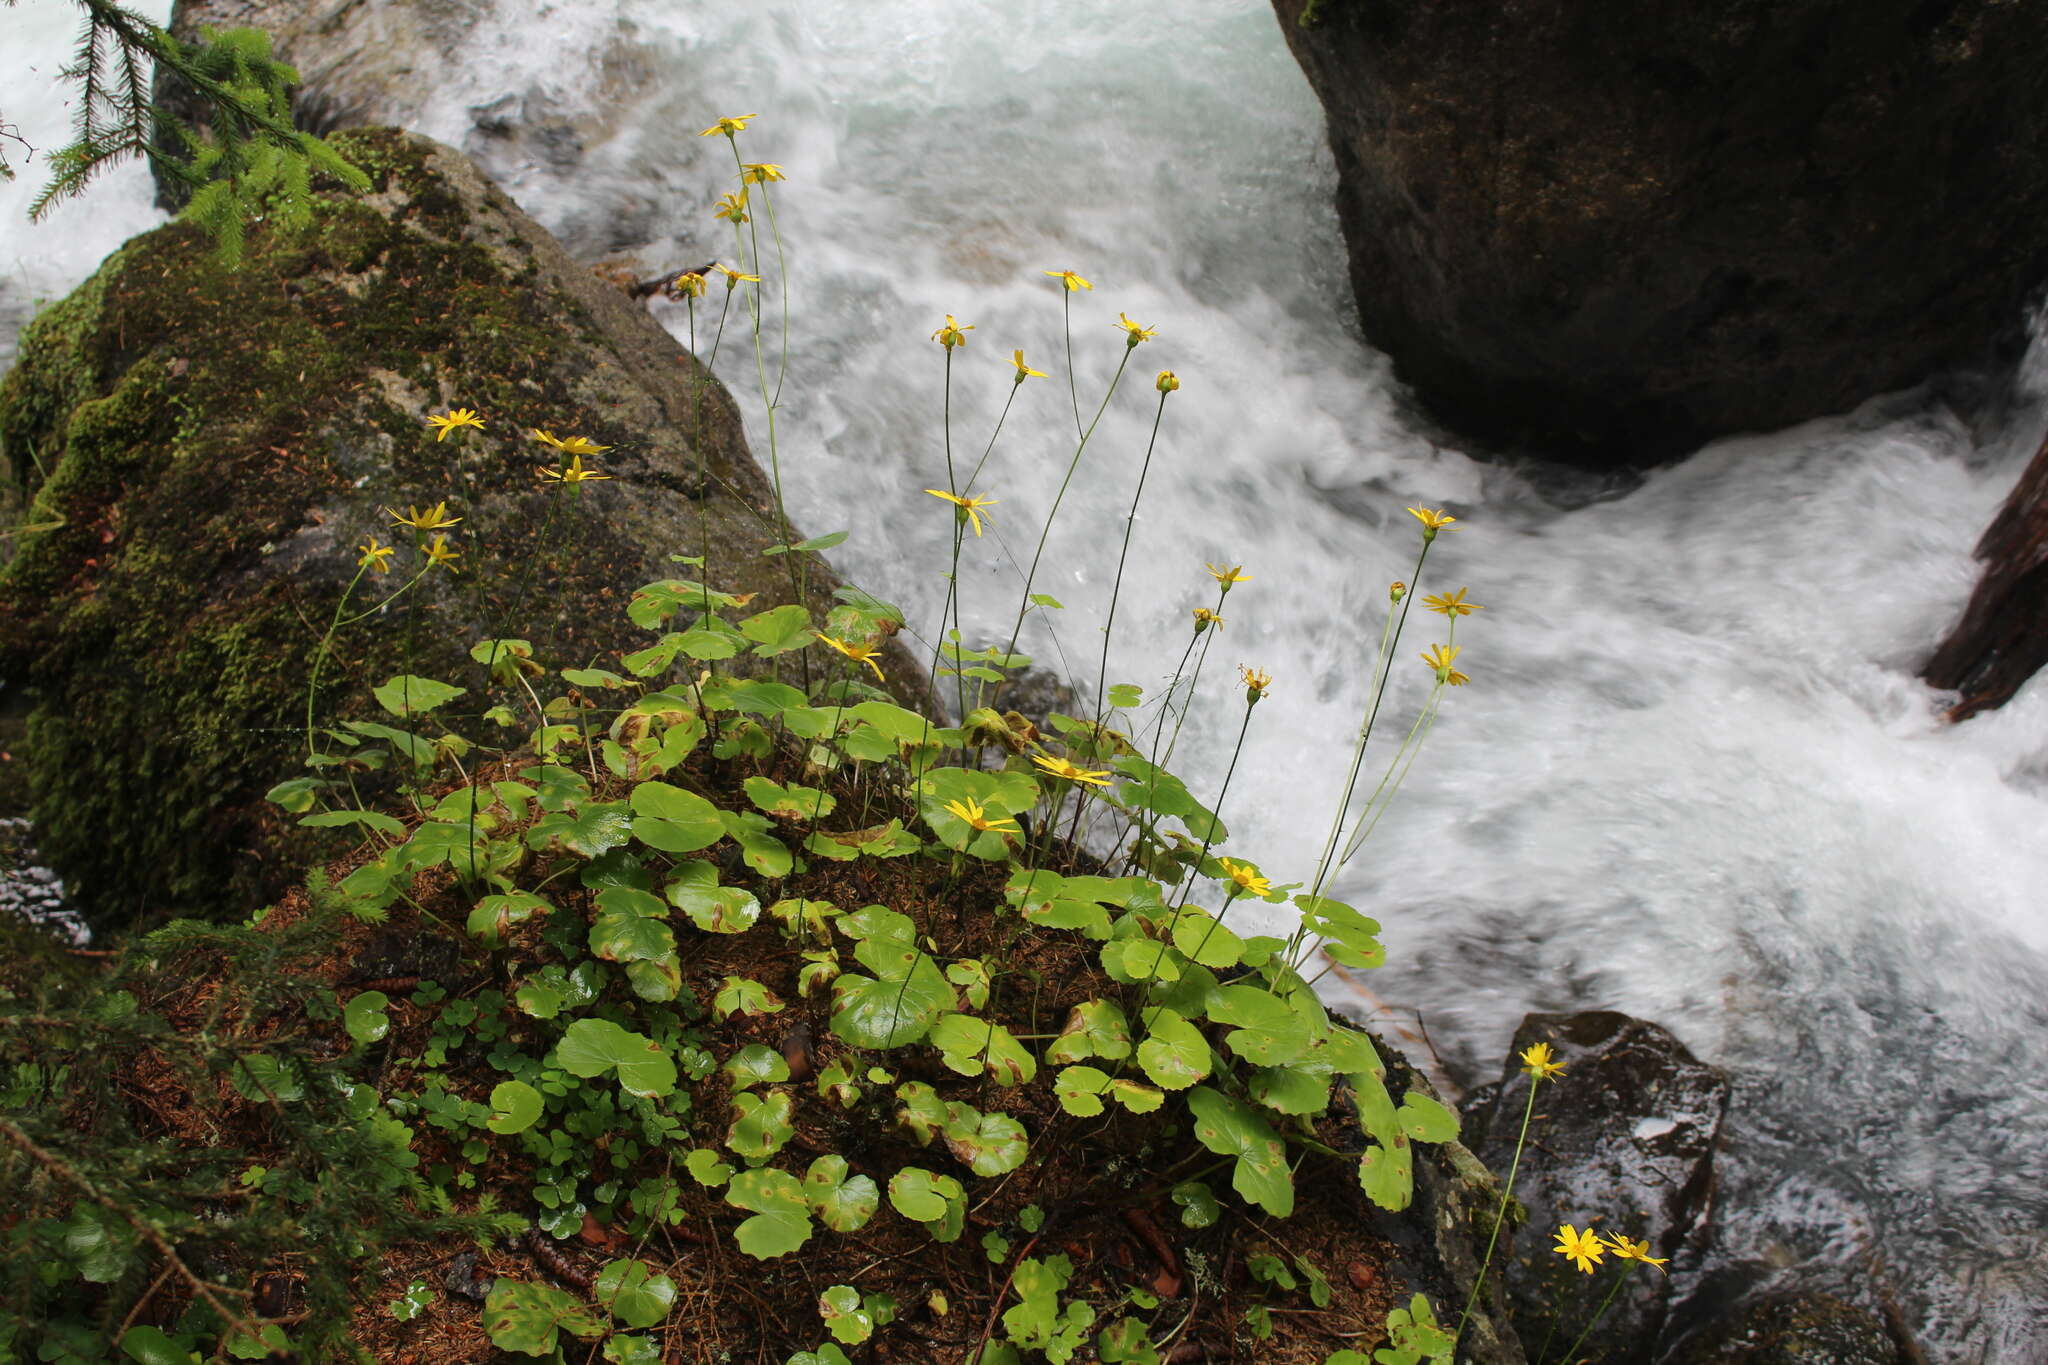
[1269,0,2048,465]
[1465,1011,1729,1360]
[1922,428,2048,718]
[0,127,828,926]
[1660,1289,1898,1365]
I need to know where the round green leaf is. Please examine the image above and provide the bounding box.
[724,1168,813,1259]
[343,991,390,1045]
[556,1019,676,1098]
[592,1258,677,1330]
[888,1167,961,1223]
[819,1284,875,1345]
[1135,1008,1211,1090]
[723,1044,792,1091]
[486,1080,544,1135]
[120,1327,195,1365]
[803,1155,880,1232]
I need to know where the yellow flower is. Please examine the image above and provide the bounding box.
[386,501,462,532]
[943,796,1018,835]
[1031,753,1111,787]
[925,489,997,536]
[1604,1234,1669,1273]
[424,407,484,441]
[1206,563,1251,589]
[1012,349,1047,382]
[539,453,612,485]
[815,632,885,682]
[714,190,750,223]
[1420,643,1469,686]
[1114,312,1157,346]
[1407,506,1458,538]
[1519,1042,1566,1081]
[1554,1224,1607,1275]
[713,264,762,288]
[674,271,708,299]
[1043,269,1093,292]
[700,113,759,137]
[1219,858,1270,898]
[1192,606,1223,634]
[1156,369,1179,393]
[530,429,611,457]
[1389,580,1407,602]
[1425,587,1482,617]
[931,314,975,350]
[356,537,395,574]
[739,162,786,184]
[1241,666,1271,704]
[421,533,462,573]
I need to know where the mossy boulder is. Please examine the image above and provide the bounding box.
[0,127,833,928]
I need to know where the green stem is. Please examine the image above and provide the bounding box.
[1455,1073,1539,1346]
[1554,1263,1632,1365]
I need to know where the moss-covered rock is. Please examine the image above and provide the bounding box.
[0,127,829,927]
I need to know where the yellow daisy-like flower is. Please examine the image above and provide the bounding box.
[1219,858,1271,899]
[386,501,463,532]
[1554,1224,1607,1275]
[1156,369,1179,393]
[1043,269,1093,292]
[1012,349,1047,382]
[1420,643,1469,686]
[943,796,1018,835]
[1407,505,1458,538]
[1031,753,1111,787]
[673,271,708,299]
[530,429,611,457]
[815,632,885,681]
[1604,1234,1669,1274]
[424,407,484,441]
[356,537,395,574]
[700,113,759,138]
[1425,587,1482,617]
[1520,1042,1566,1082]
[739,162,786,184]
[1114,312,1157,346]
[925,489,997,537]
[1206,563,1251,588]
[539,453,612,485]
[931,314,974,350]
[713,264,763,288]
[1192,606,1224,634]
[714,190,750,223]
[1241,666,1271,704]
[421,533,462,573]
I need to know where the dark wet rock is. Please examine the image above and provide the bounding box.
[1269,0,2048,466]
[1465,1012,1729,1361]
[1660,1289,1898,1365]
[0,127,832,927]
[1923,428,2048,718]
[0,817,85,947]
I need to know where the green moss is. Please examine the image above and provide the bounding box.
[0,127,784,927]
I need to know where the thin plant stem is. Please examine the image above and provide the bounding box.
[1555,1265,1632,1365]
[1061,288,1083,441]
[1455,1072,1541,1345]
[1092,388,1170,731]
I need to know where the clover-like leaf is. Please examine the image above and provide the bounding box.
[802,1155,880,1232]
[724,1168,813,1259]
[486,1080,544,1135]
[1135,1008,1211,1090]
[592,1258,677,1330]
[343,990,390,1045]
[1186,1085,1293,1218]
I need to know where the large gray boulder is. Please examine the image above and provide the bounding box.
[1271,0,2048,465]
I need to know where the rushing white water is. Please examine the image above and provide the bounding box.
[5,0,2047,1357]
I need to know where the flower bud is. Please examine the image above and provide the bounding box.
[1156,369,1179,393]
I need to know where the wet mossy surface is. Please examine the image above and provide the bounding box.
[0,127,809,928]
